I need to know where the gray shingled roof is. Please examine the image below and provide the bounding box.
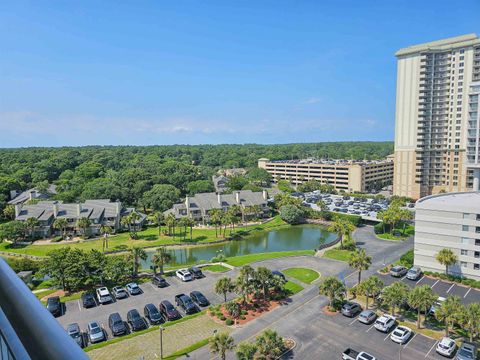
[8,184,57,205]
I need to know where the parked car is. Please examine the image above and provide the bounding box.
[66,323,85,348]
[389,266,408,278]
[374,314,396,332]
[390,326,412,344]
[188,267,204,279]
[46,296,62,317]
[159,300,181,321]
[126,282,142,295]
[108,312,127,336]
[358,310,377,324]
[176,269,193,282]
[152,275,168,287]
[272,270,286,281]
[87,321,105,344]
[96,287,112,304]
[456,342,477,360]
[112,286,128,300]
[127,309,148,331]
[190,291,210,307]
[175,293,197,314]
[144,303,163,325]
[341,302,362,318]
[429,297,446,316]
[436,337,457,357]
[342,348,376,360]
[406,266,422,281]
[81,293,96,308]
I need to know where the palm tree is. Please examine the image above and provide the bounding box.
[129,246,147,277]
[166,213,176,237]
[407,285,437,328]
[100,225,112,251]
[152,246,172,275]
[328,217,355,249]
[235,342,257,360]
[215,277,235,302]
[128,212,141,237]
[349,248,372,286]
[121,216,131,232]
[76,217,91,237]
[358,276,384,309]
[53,218,68,239]
[255,329,285,360]
[225,301,242,325]
[209,332,235,360]
[381,282,409,316]
[178,217,188,241]
[435,296,461,337]
[184,217,195,241]
[210,209,222,237]
[436,248,458,275]
[254,267,273,300]
[458,303,480,342]
[148,211,164,235]
[236,265,255,304]
[399,209,413,235]
[252,205,262,221]
[25,217,40,240]
[319,276,346,309]
[2,204,15,220]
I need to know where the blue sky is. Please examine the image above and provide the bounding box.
[1,1,479,147]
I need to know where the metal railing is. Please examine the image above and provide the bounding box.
[0,258,89,360]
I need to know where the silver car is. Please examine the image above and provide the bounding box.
[456,342,477,360]
[358,310,377,324]
[406,266,422,280]
[87,321,105,344]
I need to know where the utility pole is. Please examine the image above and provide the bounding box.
[159,326,164,359]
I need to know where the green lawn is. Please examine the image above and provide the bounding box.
[322,249,353,262]
[284,280,304,295]
[375,223,414,241]
[203,264,231,272]
[283,267,320,284]
[0,217,288,257]
[225,250,315,267]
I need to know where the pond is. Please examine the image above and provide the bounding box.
[141,224,336,268]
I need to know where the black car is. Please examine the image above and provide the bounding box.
[46,296,62,317]
[272,270,286,281]
[175,294,197,314]
[127,309,148,332]
[144,303,164,325]
[188,267,204,279]
[159,300,181,321]
[67,323,85,348]
[108,312,127,336]
[152,275,168,288]
[190,291,209,307]
[81,293,96,308]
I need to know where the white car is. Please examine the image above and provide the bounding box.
[374,314,396,332]
[126,282,142,295]
[96,287,112,304]
[176,269,193,282]
[390,326,412,344]
[429,296,446,316]
[436,337,457,357]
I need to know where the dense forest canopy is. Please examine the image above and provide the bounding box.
[0,142,393,214]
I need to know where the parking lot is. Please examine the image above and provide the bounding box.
[57,268,238,341]
[378,272,480,305]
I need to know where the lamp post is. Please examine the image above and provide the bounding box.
[159,326,165,359]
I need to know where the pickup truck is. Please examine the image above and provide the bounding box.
[174,293,197,314]
[342,348,376,360]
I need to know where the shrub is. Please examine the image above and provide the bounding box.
[279,205,304,224]
[211,254,226,263]
[225,319,234,325]
[51,236,63,243]
[341,238,356,251]
[334,213,362,226]
[240,315,246,320]
[219,315,226,321]
[399,249,414,268]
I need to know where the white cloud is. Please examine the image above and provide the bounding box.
[304,97,322,104]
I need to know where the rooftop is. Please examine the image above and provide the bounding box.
[396,33,480,57]
[416,191,480,213]
[260,158,393,166]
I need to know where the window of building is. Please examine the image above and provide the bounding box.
[461,249,468,256]
[476,239,480,246]
[476,251,480,258]
[475,264,480,270]
[461,261,468,268]
[463,225,470,232]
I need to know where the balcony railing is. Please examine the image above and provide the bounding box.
[0,258,89,360]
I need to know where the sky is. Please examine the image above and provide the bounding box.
[1,1,479,148]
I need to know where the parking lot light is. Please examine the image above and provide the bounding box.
[159,326,165,359]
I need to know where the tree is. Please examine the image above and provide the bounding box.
[235,342,257,360]
[407,285,437,328]
[436,249,458,275]
[25,217,40,240]
[53,218,68,240]
[225,301,242,325]
[458,303,480,342]
[100,225,112,251]
[381,282,409,316]
[236,265,255,304]
[328,217,355,249]
[279,205,304,224]
[319,276,346,309]
[3,204,15,220]
[399,208,413,235]
[348,248,372,286]
[152,246,172,275]
[148,211,164,236]
[141,184,181,212]
[129,246,147,277]
[187,179,215,195]
[209,332,235,360]
[246,167,271,186]
[0,221,26,244]
[77,217,91,237]
[253,267,273,300]
[273,193,302,209]
[357,276,384,309]
[209,209,223,238]
[165,213,176,236]
[255,329,285,360]
[184,217,195,241]
[127,212,141,237]
[277,179,294,193]
[215,277,235,302]
[435,296,461,337]
[39,248,73,291]
[104,254,132,285]
[316,199,327,211]
[226,175,249,191]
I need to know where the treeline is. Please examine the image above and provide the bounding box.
[0,142,393,215]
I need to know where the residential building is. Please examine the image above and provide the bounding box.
[393,33,480,199]
[165,189,270,223]
[257,157,394,193]
[8,184,57,205]
[414,191,480,280]
[212,174,228,193]
[14,199,146,238]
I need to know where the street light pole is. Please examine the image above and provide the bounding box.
[159,326,164,359]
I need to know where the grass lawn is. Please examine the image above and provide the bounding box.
[34,289,57,302]
[322,249,353,262]
[0,217,288,257]
[283,267,320,284]
[203,264,231,272]
[225,250,315,267]
[376,223,414,241]
[284,280,304,295]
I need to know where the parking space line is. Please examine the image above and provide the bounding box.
[77,300,82,312]
[464,288,472,298]
[366,324,375,332]
[446,284,455,293]
[149,283,157,291]
[383,333,390,341]
[404,333,417,349]
[425,340,438,358]
[416,276,424,285]
[431,280,440,289]
[349,318,357,326]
